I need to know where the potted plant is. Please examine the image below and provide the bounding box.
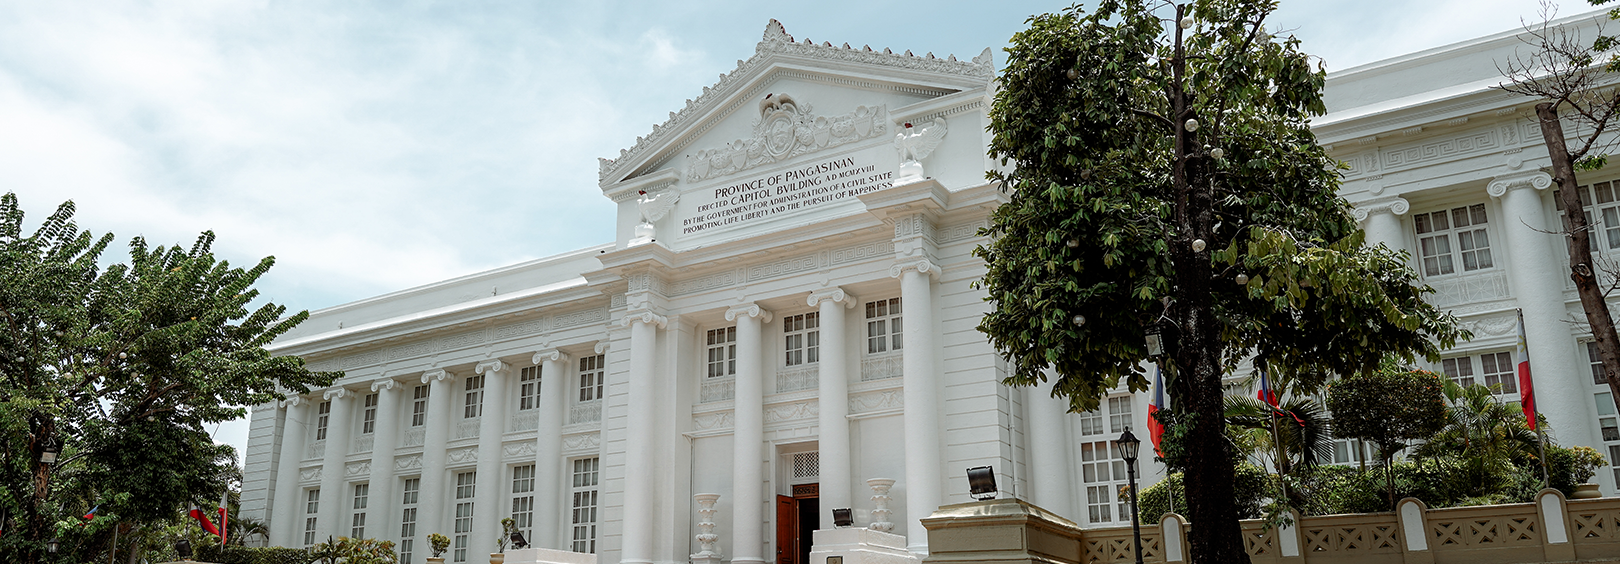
[491,518,520,563]
[427,533,451,564]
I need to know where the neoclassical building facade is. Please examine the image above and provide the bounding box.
[242,10,1620,564]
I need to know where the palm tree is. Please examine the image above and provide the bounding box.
[1413,381,1541,497]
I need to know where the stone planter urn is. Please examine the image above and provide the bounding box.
[490,553,506,564]
[1575,483,1604,499]
[426,559,446,564]
[867,477,896,533]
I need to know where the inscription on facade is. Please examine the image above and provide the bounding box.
[679,146,894,235]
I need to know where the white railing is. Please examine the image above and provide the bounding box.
[510,411,539,432]
[776,365,819,393]
[1425,269,1511,307]
[401,428,425,447]
[350,435,374,454]
[569,401,602,425]
[456,419,480,439]
[701,378,736,403]
[861,352,903,381]
[306,441,325,460]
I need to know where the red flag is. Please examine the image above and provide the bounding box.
[1516,310,1538,430]
[189,504,221,538]
[1257,369,1278,407]
[217,490,229,546]
[1148,366,1166,456]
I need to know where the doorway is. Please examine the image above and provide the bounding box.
[776,483,819,564]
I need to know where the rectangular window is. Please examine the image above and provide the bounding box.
[1557,182,1620,250]
[1592,342,1609,386]
[571,457,600,554]
[782,312,821,366]
[511,464,536,541]
[1079,441,1128,526]
[400,478,420,564]
[454,471,476,562]
[519,366,541,411]
[579,354,605,402]
[1107,396,1133,434]
[362,393,379,435]
[304,488,320,547]
[464,375,485,419]
[1443,352,1516,394]
[316,401,331,441]
[706,327,737,378]
[865,298,903,354]
[412,385,429,427]
[1414,204,1492,277]
[1441,356,1476,388]
[351,483,369,539]
[1598,393,1620,485]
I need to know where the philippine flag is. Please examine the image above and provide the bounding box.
[1148,366,1167,456]
[1516,310,1538,430]
[1257,368,1279,407]
[217,490,229,545]
[189,504,221,538]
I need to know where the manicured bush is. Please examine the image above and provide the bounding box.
[193,544,312,564]
[1138,463,1270,523]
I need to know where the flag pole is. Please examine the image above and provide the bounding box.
[1517,308,1550,487]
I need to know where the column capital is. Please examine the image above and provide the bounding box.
[808,288,860,308]
[532,349,572,365]
[595,341,612,354]
[725,303,773,323]
[421,369,453,384]
[889,258,941,279]
[474,359,508,376]
[322,387,352,401]
[1488,171,1554,198]
[1351,196,1410,223]
[370,378,399,393]
[621,310,669,329]
[280,395,307,408]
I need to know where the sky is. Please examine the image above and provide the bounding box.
[0,0,1603,465]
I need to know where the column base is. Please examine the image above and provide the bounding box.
[691,552,724,564]
[810,528,919,564]
[501,548,599,564]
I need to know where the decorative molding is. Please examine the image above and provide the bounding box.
[598,19,993,183]
[299,467,321,482]
[493,319,545,341]
[440,329,485,351]
[1351,197,1411,223]
[748,254,818,281]
[456,420,481,440]
[776,365,819,394]
[693,411,735,431]
[323,387,352,401]
[937,220,989,243]
[670,269,740,296]
[765,400,818,423]
[889,259,940,279]
[1488,171,1554,197]
[370,379,399,393]
[351,434,374,454]
[475,359,508,376]
[725,303,774,323]
[511,411,540,432]
[860,353,903,381]
[849,388,903,414]
[555,307,609,329]
[447,447,477,464]
[306,441,325,460]
[832,240,895,264]
[685,96,890,182]
[422,369,452,384]
[503,442,538,458]
[280,396,305,408]
[594,341,611,355]
[621,310,670,329]
[1427,270,1513,308]
[401,428,426,447]
[562,432,601,453]
[611,293,628,308]
[395,454,422,471]
[345,461,370,478]
[388,340,435,361]
[1461,314,1519,338]
[808,287,859,308]
[893,214,935,241]
[627,271,668,295]
[570,402,603,425]
[701,379,736,403]
[533,349,571,365]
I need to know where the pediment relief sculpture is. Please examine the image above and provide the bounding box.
[686,93,889,182]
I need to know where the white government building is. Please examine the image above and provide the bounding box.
[242,11,1620,564]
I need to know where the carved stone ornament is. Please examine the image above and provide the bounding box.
[599,19,994,183]
[889,259,940,279]
[620,310,669,329]
[724,303,773,323]
[421,369,452,384]
[345,461,370,478]
[685,94,890,182]
[395,454,423,471]
[280,396,305,409]
[631,186,680,246]
[594,341,611,355]
[893,120,948,183]
[323,387,351,401]
[533,349,570,365]
[475,359,507,376]
[371,378,398,393]
[807,287,858,308]
[1351,197,1411,223]
[1487,171,1553,198]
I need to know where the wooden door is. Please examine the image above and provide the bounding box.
[776,495,797,564]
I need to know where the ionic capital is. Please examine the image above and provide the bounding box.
[1351,197,1410,223]
[594,341,612,354]
[724,303,773,323]
[889,259,941,279]
[808,287,859,308]
[621,310,669,329]
[421,369,452,385]
[280,395,306,408]
[475,359,508,376]
[1487,171,1553,198]
[370,379,399,393]
[532,349,571,365]
[322,387,352,401]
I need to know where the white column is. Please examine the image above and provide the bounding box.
[1025,377,1074,520]
[1354,196,1410,250]
[419,370,456,541]
[318,387,355,540]
[532,350,571,549]
[726,303,772,564]
[1490,173,1597,447]
[366,379,403,545]
[271,397,310,547]
[621,311,667,564]
[893,259,942,555]
[810,289,856,530]
[474,359,512,558]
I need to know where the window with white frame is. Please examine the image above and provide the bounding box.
[315,401,331,441]
[1441,352,1516,394]
[454,471,476,562]
[1413,204,1493,277]
[1597,393,1620,485]
[1076,397,1131,526]
[579,354,605,402]
[511,464,535,541]
[519,366,541,411]
[303,488,320,546]
[865,298,902,354]
[571,457,600,554]
[1556,181,1620,251]
[1591,342,1610,386]
[783,312,820,366]
[362,393,378,434]
[351,483,368,538]
[411,385,429,427]
[464,375,485,419]
[400,477,420,564]
[706,327,737,378]
[1330,439,1376,466]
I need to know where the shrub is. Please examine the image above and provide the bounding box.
[1138,463,1270,523]
[193,545,312,564]
[1548,444,1609,496]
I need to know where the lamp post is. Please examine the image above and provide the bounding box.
[1114,430,1144,564]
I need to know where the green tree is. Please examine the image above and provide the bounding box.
[1325,368,1449,508]
[978,3,1464,560]
[0,194,333,564]
[1412,382,1543,496]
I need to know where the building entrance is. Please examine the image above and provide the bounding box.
[776,483,819,564]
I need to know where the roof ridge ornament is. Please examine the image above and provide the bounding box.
[598,21,995,185]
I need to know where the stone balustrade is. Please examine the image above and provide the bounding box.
[921,490,1620,564]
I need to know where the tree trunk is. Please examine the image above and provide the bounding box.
[1536,102,1620,413]
[25,413,55,564]
[1169,5,1249,562]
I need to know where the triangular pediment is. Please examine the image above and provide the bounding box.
[598,19,994,190]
